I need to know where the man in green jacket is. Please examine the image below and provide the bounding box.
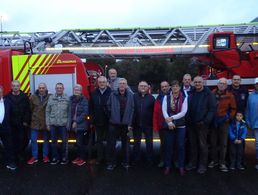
[46,83,71,165]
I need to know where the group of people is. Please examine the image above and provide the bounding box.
[0,68,258,177]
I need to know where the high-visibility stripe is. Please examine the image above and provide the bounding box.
[33,54,52,75]
[23,81,30,94]
[20,55,41,86]
[19,55,43,92]
[38,54,56,74]
[12,55,30,81]
[43,54,60,74]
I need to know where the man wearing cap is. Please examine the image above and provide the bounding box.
[246,77,258,170]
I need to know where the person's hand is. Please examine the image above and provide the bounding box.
[128,126,133,131]
[47,126,50,131]
[72,122,77,130]
[168,122,176,130]
[165,117,172,123]
[23,122,28,127]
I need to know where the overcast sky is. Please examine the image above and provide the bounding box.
[0,0,257,32]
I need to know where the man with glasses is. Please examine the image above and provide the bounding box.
[209,78,237,172]
[132,81,155,166]
[90,76,112,164]
[186,76,216,174]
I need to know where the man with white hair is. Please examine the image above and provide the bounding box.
[209,78,237,172]
[27,83,51,165]
[5,80,31,162]
[106,78,134,171]
[90,76,112,164]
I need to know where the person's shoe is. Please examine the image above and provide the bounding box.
[197,166,207,174]
[76,159,86,166]
[106,164,116,171]
[121,162,130,170]
[208,161,218,168]
[6,163,17,171]
[43,156,50,163]
[164,167,170,175]
[179,168,185,176]
[50,158,60,165]
[229,164,235,170]
[60,158,68,165]
[237,165,245,170]
[158,161,164,168]
[72,157,81,164]
[185,163,197,171]
[219,164,228,172]
[27,157,38,165]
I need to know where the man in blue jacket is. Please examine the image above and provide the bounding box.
[186,76,216,174]
[0,86,17,170]
[246,77,258,170]
[106,78,134,170]
[132,81,155,165]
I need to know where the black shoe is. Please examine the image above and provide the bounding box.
[6,163,17,171]
[197,165,207,174]
[219,164,228,172]
[229,164,235,170]
[237,165,245,170]
[106,164,116,171]
[185,163,197,171]
[50,158,60,165]
[208,161,218,168]
[60,159,68,165]
[121,162,130,170]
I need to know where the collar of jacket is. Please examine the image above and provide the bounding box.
[53,93,67,99]
[35,90,49,98]
[114,89,129,96]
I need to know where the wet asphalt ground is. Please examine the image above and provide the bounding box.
[0,142,258,195]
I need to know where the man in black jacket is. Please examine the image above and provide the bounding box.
[228,74,249,114]
[132,81,155,165]
[0,86,17,170]
[90,76,112,164]
[186,76,216,174]
[5,80,31,162]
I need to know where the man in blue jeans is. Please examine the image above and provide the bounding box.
[27,83,51,165]
[246,77,258,170]
[46,83,71,165]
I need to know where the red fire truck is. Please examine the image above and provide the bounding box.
[0,49,103,96]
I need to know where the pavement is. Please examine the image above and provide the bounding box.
[0,142,258,195]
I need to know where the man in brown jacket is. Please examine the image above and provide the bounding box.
[208,78,237,172]
[27,83,51,165]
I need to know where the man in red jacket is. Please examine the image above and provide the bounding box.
[153,81,170,168]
